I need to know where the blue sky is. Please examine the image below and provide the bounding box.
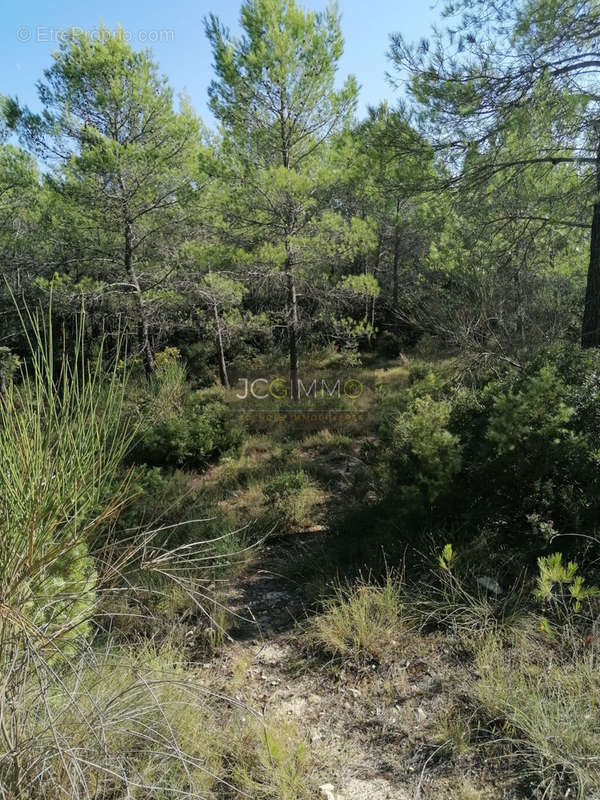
[1,0,441,127]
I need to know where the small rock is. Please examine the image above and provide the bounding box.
[415,706,427,724]
[477,575,502,595]
[319,783,337,800]
[319,783,345,800]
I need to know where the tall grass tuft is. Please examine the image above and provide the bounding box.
[306,573,410,665]
[0,310,133,650]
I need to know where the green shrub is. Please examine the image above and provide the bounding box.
[132,369,244,468]
[384,395,462,507]
[467,366,597,534]
[377,357,600,547]
[487,367,576,457]
[264,469,309,499]
[377,330,401,358]
[263,469,325,529]
[0,316,132,649]
[408,361,433,385]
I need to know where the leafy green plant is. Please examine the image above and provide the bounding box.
[487,367,575,456]
[534,553,600,644]
[386,395,462,506]
[132,371,244,468]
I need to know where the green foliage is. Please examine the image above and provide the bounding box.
[1,642,317,800]
[410,542,526,636]
[534,553,600,643]
[9,24,202,373]
[376,354,600,544]
[385,395,462,506]
[132,374,244,468]
[487,367,575,456]
[264,469,309,500]
[408,362,434,385]
[206,0,357,169]
[474,634,600,798]
[439,542,455,571]
[376,331,402,358]
[263,468,325,529]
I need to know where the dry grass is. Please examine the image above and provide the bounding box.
[0,641,318,800]
[222,714,316,800]
[305,575,411,666]
[472,629,600,798]
[300,429,355,455]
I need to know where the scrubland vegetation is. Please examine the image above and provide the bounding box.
[4,0,600,797]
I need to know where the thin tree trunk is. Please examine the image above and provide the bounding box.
[392,198,401,310]
[119,173,155,376]
[278,86,300,400]
[582,143,600,348]
[124,221,154,377]
[213,301,230,389]
[285,250,299,401]
[371,293,376,334]
[514,267,525,346]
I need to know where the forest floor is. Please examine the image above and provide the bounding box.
[198,429,514,800]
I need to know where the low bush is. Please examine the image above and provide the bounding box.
[376,349,600,555]
[380,395,462,509]
[131,358,244,468]
[264,469,326,530]
[0,315,133,651]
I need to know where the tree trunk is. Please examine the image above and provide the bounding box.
[582,142,600,348]
[124,217,155,376]
[213,301,230,389]
[278,89,300,400]
[285,252,300,401]
[118,172,154,376]
[392,198,401,310]
[582,200,600,348]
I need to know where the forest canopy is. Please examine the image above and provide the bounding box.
[1,0,595,386]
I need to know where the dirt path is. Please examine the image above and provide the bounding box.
[215,538,434,800]
[206,442,497,799]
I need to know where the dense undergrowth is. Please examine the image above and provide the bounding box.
[4,318,600,799]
